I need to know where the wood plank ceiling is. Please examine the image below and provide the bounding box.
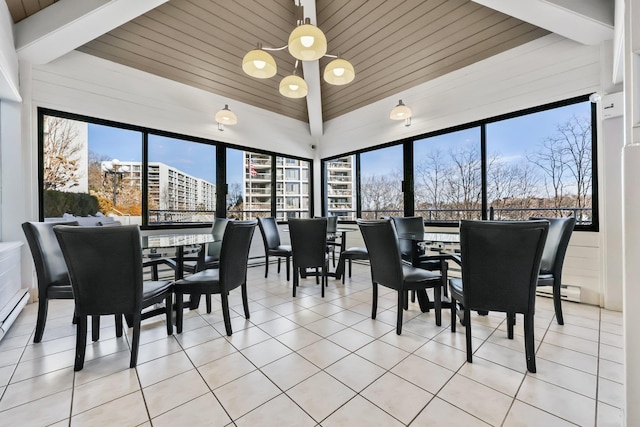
[5,0,548,123]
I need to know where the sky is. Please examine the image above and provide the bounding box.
[362,101,591,177]
[88,101,590,182]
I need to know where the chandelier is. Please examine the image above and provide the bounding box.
[242,3,355,98]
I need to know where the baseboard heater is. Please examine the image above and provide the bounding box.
[536,285,581,303]
[0,289,29,341]
[0,242,26,342]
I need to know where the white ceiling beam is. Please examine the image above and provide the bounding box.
[300,0,324,137]
[472,0,614,45]
[14,0,168,65]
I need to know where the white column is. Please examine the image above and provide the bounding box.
[623,1,640,425]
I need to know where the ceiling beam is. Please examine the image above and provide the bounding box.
[472,0,614,45]
[300,0,324,137]
[14,0,168,65]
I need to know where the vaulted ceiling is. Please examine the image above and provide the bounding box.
[5,0,613,130]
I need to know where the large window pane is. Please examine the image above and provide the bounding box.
[147,135,216,224]
[227,149,272,219]
[360,146,404,219]
[325,155,356,220]
[413,128,482,222]
[486,102,593,224]
[42,115,143,223]
[276,156,310,219]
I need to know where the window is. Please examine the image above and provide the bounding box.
[276,156,310,219]
[414,127,482,221]
[360,146,404,219]
[325,155,356,220]
[322,95,596,230]
[227,149,272,219]
[40,109,315,225]
[41,115,143,222]
[486,102,593,224]
[147,134,216,224]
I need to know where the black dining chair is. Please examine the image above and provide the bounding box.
[22,220,79,343]
[289,218,329,297]
[325,215,341,267]
[357,219,443,334]
[173,220,257,336]
[530,216,576,325]
[449,220,549,373]
[391,216,450,304]
[257,217,292,281]
[53,224,174,371]
[335,246,368,284]
[182,217,232,274]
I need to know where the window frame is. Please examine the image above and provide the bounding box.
[38,108,315,228]
[321,94,598,232]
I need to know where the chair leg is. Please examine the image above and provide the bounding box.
[115,314,123,337]
[293,267,298,297]
[176,291,184,334]
[264,255,269,278]
[348,258,352,278]
[403,291,409,310]
[34,298,49,343]
[411,290,416,303]
[524,312,537,373]
[74,316,87,371]
[286,256,291,281]
[165,292,173,335]
[396,291,405,335]
[441,261,449,298]
[221,292,232,336]
[315,267,319,285]
[130,312,141,368]
[91,316,100,341]
[464,307,472,363]
[321,266,326,298]
[371,282,378,319]
[277,257,281,273]
[553,281,564,325]
[507,313,515,339]
[206,294,212,314]
[434,286,442,327]
[450,295,457,333]
[242,283,250,319]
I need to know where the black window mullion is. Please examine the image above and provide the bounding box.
[142,132,149,226]
[355,153,361,218]
[271,154,277,216]
[480,124,488,220]
[403,141,414,217]
[216,146,226,219]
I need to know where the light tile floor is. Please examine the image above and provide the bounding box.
[0,263,624,426]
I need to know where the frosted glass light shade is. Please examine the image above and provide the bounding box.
[279,75,308,98]
[324,58,355,85]
[288,22,327,61]
[242,49,277,78]
[215,105,237,125]
[390,100,412,120]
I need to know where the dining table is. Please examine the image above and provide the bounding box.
[397,231,460,313]
[141,233,216,280]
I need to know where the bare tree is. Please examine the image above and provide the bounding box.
[42,116,82,190]
[527,114,591,215]
[557,115,592,210]
[360,170,403,218]
[226,182,244,215]
[415,149,446,218]
[444,144,482,219]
